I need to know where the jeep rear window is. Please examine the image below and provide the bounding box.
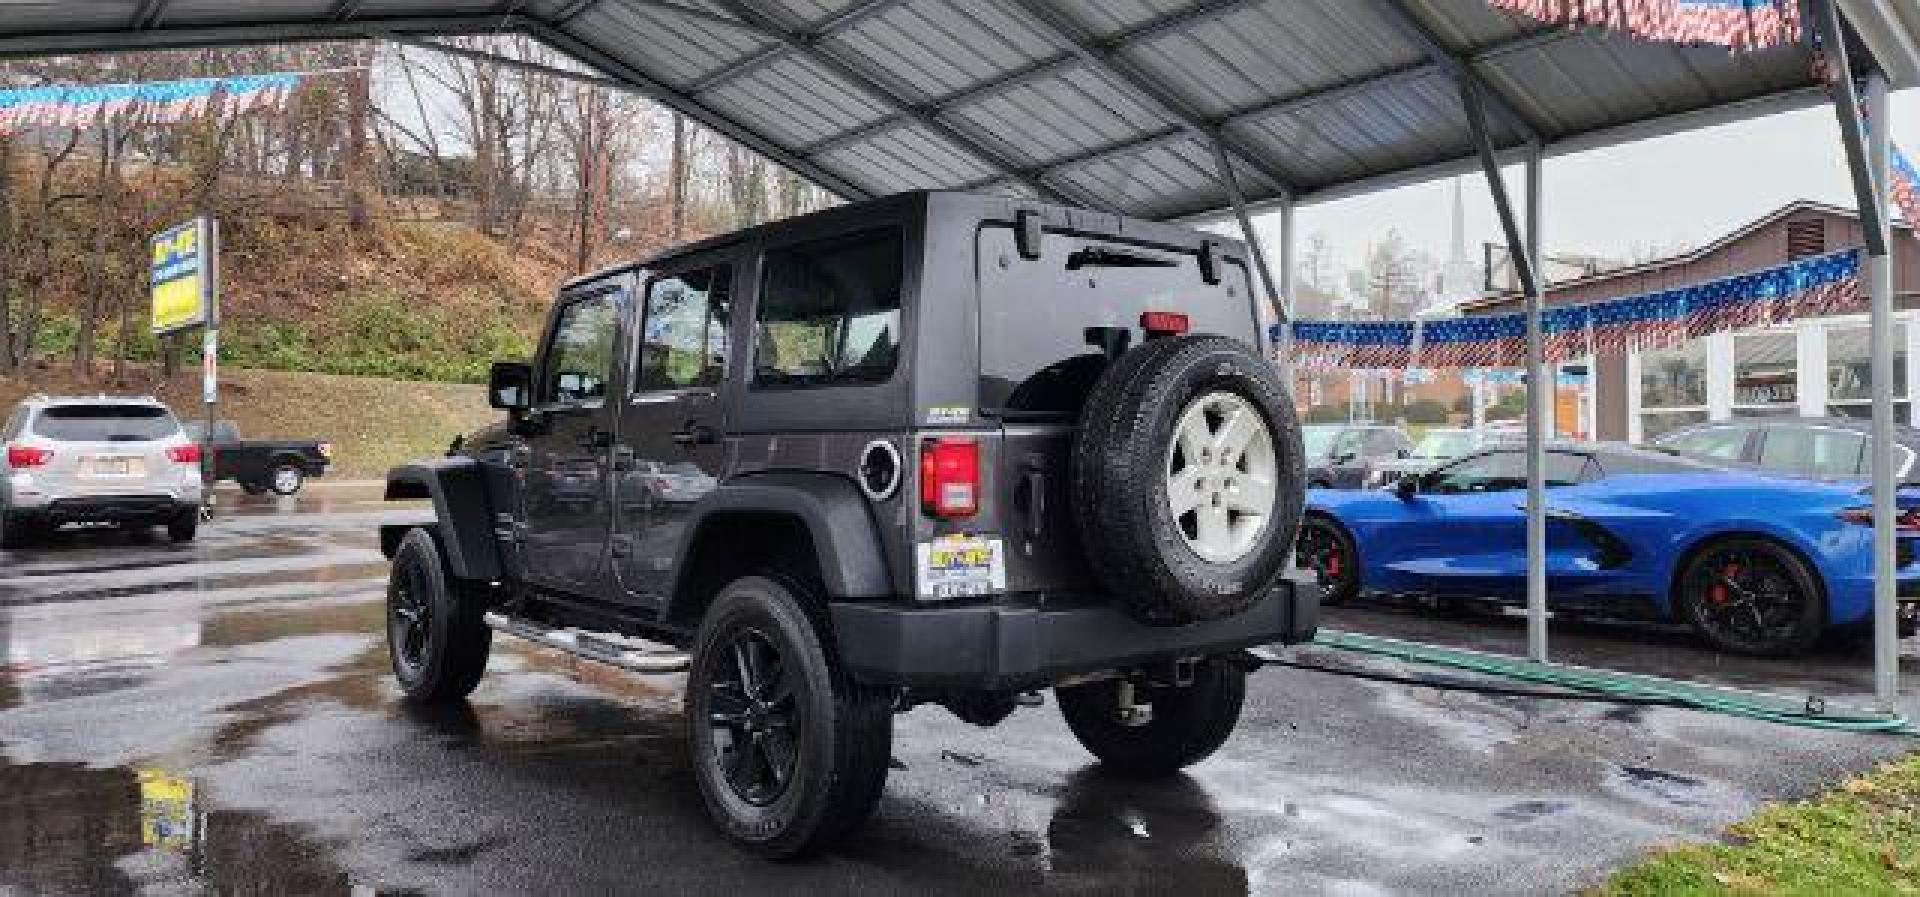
[977,226,1255,416]
[33,405,179,442]
[754,227,903,388]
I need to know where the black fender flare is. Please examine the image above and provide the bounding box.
[381,457,505,582]
[667,471,892,613]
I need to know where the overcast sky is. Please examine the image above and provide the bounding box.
[1270,87,1920,283]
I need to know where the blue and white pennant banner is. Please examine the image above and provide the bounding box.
[0,73,303,132]
[1281,248,1862,370]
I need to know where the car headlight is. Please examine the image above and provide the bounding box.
[1365,469,1386,487]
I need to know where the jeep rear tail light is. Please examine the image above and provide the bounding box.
[5,444,51,468]
[920,438,979,519]
[1140,310,1190,337]
[166,444,202,464]
[317,441,334,459]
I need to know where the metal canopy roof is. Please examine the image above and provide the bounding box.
[0,0,1910,221]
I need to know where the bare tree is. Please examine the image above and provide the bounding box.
[725,144,767,228]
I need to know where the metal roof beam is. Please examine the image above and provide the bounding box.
[705,0,1073,204]
[328,0,369,23]
[1377,0,1541,142]
[1019,28,1570,194]
[800,0,1261,158]
[553,0,607,26]
[682,0,906,95]
[130,0,171,30]
[522,19,873,201]
[1006,0,1295,198]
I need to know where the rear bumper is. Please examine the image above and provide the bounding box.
[830,571,1320,689]
[28,495,194,525]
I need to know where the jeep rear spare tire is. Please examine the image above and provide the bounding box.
[1073,334,1305,625]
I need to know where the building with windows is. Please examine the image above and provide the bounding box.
[1463,201,1920,442]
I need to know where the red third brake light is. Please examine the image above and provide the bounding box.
[1140,310,1190,336]
[5,444,51,468]
[166,444,202,464]
[920,438,979,519]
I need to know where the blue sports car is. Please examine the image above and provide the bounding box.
[1293,442,1920,656]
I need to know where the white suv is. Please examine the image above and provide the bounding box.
[1,396,205,547]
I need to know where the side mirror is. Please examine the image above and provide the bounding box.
[1335,452,1357,465]
[489,361,532,411]
[1395,477,1419,500]
[1397,448,1411,459]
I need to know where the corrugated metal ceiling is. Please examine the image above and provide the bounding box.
[0,0,1884,220]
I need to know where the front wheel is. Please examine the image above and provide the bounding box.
[1677,537,1824,657]
[1294,515,1358,605]
[387,528,491,702]
[686,575,892,859]
[1056,655,1246,777]
[269,463,305,496]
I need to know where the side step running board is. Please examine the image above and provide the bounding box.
[483,612,690,674]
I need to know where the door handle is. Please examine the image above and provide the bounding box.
[672,423,717,446]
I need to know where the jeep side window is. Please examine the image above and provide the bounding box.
[753,226,903,387]
[638,266,732,391]
[541,292,620,407]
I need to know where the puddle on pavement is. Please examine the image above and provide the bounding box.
[0,760,409,895]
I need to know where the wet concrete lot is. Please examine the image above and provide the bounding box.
[2,483,1916,895]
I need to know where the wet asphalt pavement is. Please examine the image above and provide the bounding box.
[2,483,1917,896]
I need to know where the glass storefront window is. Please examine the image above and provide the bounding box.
[1827,322,1907,419]
[1640,344,1706,408]
[1732,330,1797,413]
[1640,343,1707,440]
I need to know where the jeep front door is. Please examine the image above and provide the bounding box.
[612,262,732,603]
[522,284,624,593]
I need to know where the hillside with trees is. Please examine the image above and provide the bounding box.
[0,39,833,386]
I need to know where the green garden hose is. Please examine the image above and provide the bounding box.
[1296,629,1918,735]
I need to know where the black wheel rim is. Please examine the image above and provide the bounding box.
[389,557,434,671]
[1686,546,1805,649]
[705,628,799,807]
[1296,522,1349,593]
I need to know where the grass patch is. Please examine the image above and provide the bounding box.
[1597,751,1920,895]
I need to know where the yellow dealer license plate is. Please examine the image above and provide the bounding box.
[80,456,144,478]
[915,535,1007,600]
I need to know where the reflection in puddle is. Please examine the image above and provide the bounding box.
[0,760,400,895]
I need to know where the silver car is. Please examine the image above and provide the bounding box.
[1,395,205,547]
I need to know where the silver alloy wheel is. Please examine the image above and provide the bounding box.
[1164,391,1278,564]
[272,466,303,495]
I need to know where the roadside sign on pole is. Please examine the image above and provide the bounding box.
[150,217,216,336]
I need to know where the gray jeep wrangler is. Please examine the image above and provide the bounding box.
[381,190,1317,857]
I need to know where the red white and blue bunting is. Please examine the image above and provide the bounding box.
[1282,248,1861,370]
[1486,0,1803,51]
[0,73,303,132]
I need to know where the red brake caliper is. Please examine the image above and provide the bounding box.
[1709,563,1740,605]
[1326,549,1341,577]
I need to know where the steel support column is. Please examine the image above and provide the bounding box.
[1524,142,1548,665]
[1866,71,1898,709]
[1817,0,1900,710]
[1208,140,1287,333]
[1459,73,1548,663]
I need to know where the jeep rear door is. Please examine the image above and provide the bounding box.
[612,253,734,605]
[521,280,626,595]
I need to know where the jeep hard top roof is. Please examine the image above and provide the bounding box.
[560,190,1251,294]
